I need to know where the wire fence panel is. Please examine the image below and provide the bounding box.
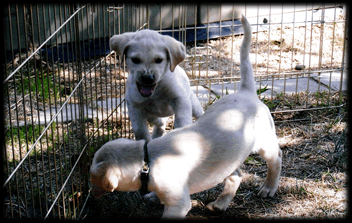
[3,3,347,219]
[3,3,128,219]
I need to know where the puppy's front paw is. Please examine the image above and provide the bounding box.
[206,201,228,212]
[257,184,277,198]
[142,191,160,205]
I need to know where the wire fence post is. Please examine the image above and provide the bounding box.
[75,3,88,218]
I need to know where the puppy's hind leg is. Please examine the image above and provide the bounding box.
[206,169,242,212]
[160,187,192,219]
[257,139,282,198]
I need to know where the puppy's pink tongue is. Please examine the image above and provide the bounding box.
[140,86,153,97]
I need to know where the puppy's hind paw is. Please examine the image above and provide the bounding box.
[257,184,277,198]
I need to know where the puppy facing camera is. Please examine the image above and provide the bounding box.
[110,29,204,142]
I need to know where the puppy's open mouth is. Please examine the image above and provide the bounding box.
[137,83,157,97]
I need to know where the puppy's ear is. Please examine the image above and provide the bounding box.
[90,162,119,192]
[102,168,119,192]
[110,32,135,58]
[90,162,104,180]
[162,35,186,72]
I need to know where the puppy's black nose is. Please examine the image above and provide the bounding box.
[141,73,154,85]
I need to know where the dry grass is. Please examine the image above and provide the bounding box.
[182,13,345,79]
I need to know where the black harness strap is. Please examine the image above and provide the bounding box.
[140,140,149,195]
[143,140,149,164]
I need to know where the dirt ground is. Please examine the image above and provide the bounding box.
[182,11,346,79]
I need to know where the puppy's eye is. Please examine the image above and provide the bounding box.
[131,57,141,64]
[155,58,163,64]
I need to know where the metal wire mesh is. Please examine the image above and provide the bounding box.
[3,3,347,219]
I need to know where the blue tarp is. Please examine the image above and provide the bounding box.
[163,20,242,43]
[41,19,243,63]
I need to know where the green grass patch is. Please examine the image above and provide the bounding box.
[15,72,60,104]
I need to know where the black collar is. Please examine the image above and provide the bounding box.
[140,140,149,195]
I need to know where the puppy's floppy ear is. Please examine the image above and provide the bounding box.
[102,168,119,192]
[90,162,119,192]
[162,35,186,72]
[110,32,135,58]
[90,162,103,180]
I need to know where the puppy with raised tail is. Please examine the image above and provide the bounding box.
[110,28,204,142]
[91,15,282,219]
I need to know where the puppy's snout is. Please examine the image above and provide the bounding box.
[141,73,154,85]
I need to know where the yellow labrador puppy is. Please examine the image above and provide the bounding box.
[110,29,204,142]
[91,15,282,219]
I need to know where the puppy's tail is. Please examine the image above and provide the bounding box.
[240,15,255,93]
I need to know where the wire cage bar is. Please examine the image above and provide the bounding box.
[3,3,347,219]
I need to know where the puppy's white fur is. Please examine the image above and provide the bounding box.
[91,16,282,219]
[110,29,204,142]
